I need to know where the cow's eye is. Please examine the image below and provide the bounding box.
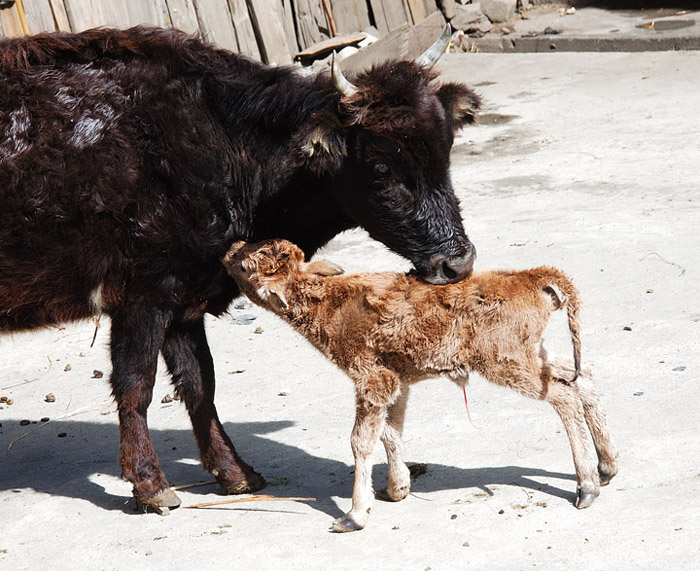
[373,162,390,176]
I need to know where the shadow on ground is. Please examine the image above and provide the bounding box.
[0,418,577,518]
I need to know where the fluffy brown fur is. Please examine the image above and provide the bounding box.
[223,239,618,532]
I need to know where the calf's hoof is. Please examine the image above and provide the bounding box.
[137,487,182,515]
[331,515,365,533]
[575,486,600,509]
[599,463,619,487]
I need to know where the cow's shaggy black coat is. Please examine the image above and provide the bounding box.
[0,26,481,508]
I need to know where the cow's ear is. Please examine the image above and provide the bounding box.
[294,112,347,175]
[305,259,344,276]
[436,83,481,132]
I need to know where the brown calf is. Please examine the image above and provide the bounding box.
[223,239,618,532]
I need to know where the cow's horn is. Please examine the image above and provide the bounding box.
[416,24,452,67]
[331,52,357,97]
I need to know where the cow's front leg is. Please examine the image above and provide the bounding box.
[380,387,411,502]
[161,318,265,494]
[332,400,386,533]
[110,307,180,511]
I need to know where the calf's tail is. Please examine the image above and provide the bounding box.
[538,267,582,382]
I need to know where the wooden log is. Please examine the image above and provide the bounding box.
[227,0,259,59]
[341,9,446,74]
[246,0,292,65]
[368,0,410,36]
[48,0,71,31]
[191,0,239,51]
[328,0,369,35]
[165,0,199,33]
[340,22,410,75]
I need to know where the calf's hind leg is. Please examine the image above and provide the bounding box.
[161,318,265,494]
[548,358,619,486]
[380,387,411,502]
[487,357,601,509]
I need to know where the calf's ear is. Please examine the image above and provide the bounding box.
[305,259,344,276]
[257,285,289,311]
[294,112,347,175]
[436,83,481,132]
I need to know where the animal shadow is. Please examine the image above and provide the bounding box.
[0,418,576,518]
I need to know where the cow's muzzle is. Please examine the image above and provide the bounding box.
[424,244,476,285]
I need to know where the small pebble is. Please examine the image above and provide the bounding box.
[498,509,505,514]
[673,366,686,372]
[623,326,632,331]
[64,364,72,372]
[41,417,50,423]
[0,396,13,405]
[19,419,30,426]
[92,370,104,379]
[450,514,458,520]
[253,327,264,334]
[57,432,67,438]
[45,393,56,403]
[633,391,644,397]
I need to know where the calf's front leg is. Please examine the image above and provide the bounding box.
[332,400,386,532]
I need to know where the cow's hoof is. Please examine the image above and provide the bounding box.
[330,516,364,533]
[575,487,599,509]
[376,486,409,502]
[138,488,182,515]
[220,471,267,495]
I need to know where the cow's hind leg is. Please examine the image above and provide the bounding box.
[161,318,265,494]
[110,307,180,512]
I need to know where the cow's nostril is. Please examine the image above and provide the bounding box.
[442,260,457,281]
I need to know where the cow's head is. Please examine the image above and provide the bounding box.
[223,240,343,312]
[297,27,480,285]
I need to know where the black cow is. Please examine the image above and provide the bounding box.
[0,25,480,511]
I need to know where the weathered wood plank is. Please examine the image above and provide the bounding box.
[368,0,410,35]
[48,0,72,31]
[63,0,167,30]
[281,0,298,54]
[292,0,331,51]
[191,0,239,51]
[165,0,199,33]
[227,0,259,59]
[23,0,57,32]
[246,0,292,64]
[329,0,369,35]
[0,4,24,36]
[406,0,438,25]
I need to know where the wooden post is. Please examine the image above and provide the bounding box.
[246,0,292,64]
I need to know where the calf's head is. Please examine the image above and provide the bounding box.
[223,240,343,311]
[299,27,481,285]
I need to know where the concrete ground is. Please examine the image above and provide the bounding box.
[1,50,699,569]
